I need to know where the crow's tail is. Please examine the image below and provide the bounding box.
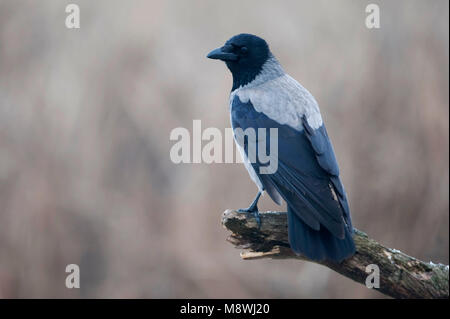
[287,206,355,262]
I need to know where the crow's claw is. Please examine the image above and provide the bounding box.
[237,207,261,229]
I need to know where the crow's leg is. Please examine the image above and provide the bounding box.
[237,191,261,213]
[237,191,262,228]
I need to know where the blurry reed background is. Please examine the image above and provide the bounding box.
[0,0,448,298]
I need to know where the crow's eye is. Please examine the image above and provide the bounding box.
[240,46,248,54]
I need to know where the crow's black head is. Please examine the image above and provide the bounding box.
[207,34,271,90]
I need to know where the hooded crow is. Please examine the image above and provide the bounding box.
[207,34,355,262]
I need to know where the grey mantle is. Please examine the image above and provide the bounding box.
[222,209,449,299]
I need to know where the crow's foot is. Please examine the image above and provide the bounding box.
[237,191,262,228]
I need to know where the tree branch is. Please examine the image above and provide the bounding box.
[222,209,449,299]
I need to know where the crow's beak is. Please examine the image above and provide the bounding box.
[207,46,238,61]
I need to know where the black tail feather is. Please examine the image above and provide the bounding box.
[287,206,355,262]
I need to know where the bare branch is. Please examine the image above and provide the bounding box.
[222,209,449,299]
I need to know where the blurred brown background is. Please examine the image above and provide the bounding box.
[0,0,448,298]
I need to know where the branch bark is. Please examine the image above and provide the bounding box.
[222,209,449,299]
